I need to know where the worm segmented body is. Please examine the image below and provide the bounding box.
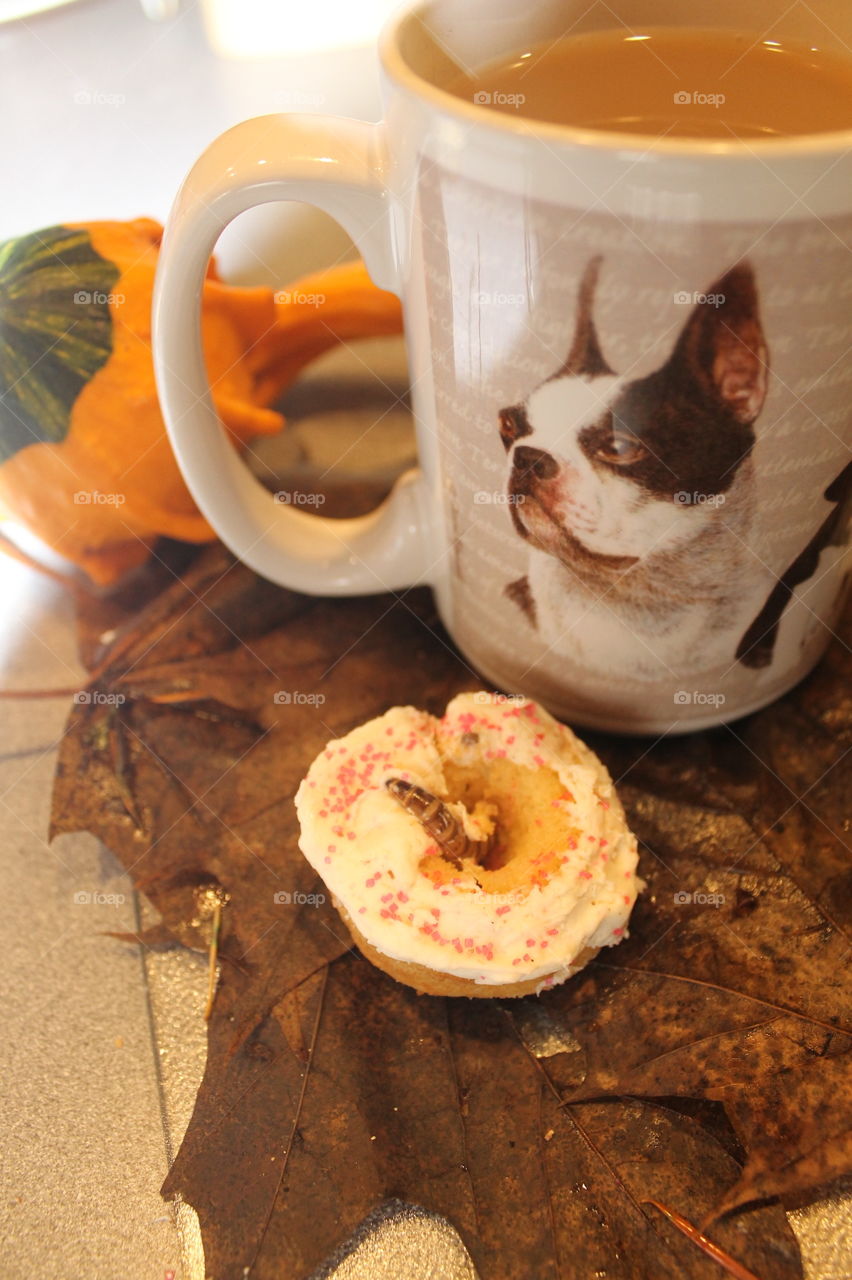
[385,778,490,869]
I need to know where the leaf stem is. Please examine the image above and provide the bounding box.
[642,1199,764,1280]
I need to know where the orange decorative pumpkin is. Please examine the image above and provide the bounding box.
[0,218,402,584]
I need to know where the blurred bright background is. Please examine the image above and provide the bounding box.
[0,0,402,274]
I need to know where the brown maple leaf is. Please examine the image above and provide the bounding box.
[47,543,851,1276]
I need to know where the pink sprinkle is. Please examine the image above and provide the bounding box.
[624,895,632,905]
[324,857,331,864]
[579,870,593,880]
[533,755,546,767]
[430,907,441,918]
[464,937,474,948]
[397,892,409,903]
[540,940,549,949]
[600,839,609,847]
[358,906,367,914]
[319,810,328,819]
[526,938,536,948]
[547,928,559,937]
[380,909,391,919]
[347,832,356,841]
[496,905,511,916]
[613,927,624,936]
[328,844,336,853]
[381,893,394,903]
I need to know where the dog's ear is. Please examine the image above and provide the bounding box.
[499,404,533,451]
[668,262,768,424]
[558,255,614,379]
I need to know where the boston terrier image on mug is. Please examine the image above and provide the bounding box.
[499,257,851,682]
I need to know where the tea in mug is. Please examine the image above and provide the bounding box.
[447,27,852,139]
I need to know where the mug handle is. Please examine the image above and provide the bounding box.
[152,114,433,594]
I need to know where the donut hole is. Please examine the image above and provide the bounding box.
[440,758,578,895]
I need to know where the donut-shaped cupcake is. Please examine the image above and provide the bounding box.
[295,692,641,997]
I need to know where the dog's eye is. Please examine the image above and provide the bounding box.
[595,432,647,466]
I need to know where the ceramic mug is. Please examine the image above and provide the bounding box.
[153,0,852,734]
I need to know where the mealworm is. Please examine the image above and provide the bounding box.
[385,778,491,869]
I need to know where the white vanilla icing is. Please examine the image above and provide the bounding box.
[294,693,641,990]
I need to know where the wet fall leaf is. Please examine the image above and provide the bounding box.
[49,541,850,1277]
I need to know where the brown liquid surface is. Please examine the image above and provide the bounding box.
[446,27,852,139]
